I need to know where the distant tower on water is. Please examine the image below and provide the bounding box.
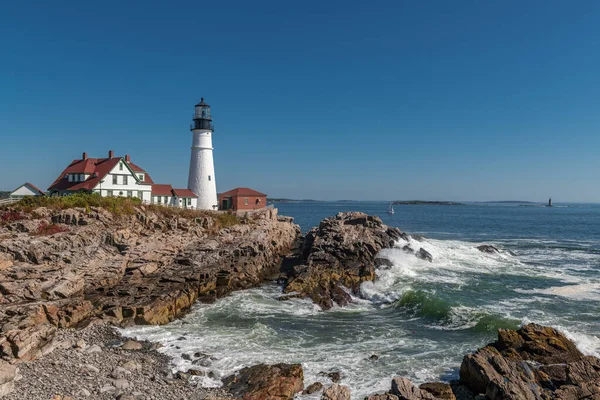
[188,98,217,210]
[548,198,552,207]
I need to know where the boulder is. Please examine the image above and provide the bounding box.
[222,363,304,400]
[459,323,600,399]
[322,383,351,400]
[391,377,435,399]
[419,382,456,400]
[121,340,143,350]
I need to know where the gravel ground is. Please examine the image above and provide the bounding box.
[6,323,233,400]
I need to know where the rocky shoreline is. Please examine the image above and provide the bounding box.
[2,323,233,400]
[1,206,599,399]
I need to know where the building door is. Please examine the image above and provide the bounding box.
[222,198,229,210]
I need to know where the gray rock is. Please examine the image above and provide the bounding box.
[304,381,324,394]
[121,340,143,350]
[476,244,500,254]
[416,248,433,262]
[85,344,102,354]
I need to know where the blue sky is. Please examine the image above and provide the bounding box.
[1,0,599,201]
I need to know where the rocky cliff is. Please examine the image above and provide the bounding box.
[0,206,300,365]
[282,212,403,309]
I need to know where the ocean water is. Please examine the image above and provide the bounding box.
[125,202,600,399]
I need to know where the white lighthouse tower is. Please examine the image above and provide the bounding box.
[188,98,218,210]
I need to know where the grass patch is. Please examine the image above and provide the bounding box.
[13,193,141,216]
[7,193,241,231]
[215,212,240,229]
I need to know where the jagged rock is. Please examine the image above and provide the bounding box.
[402,245,414,254]
[416,248,433,262]
[391,377,435,399]
[476,245,499,254]
[283,212,402,309]
[375,257,394,268]
[222,363,304,399]
[419,382,456,400]
[304,381,324,394]
[459,323,600,399]
[322,383,351,400]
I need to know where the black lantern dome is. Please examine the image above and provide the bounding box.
[191,97,214,131]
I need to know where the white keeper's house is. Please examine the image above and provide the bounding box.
[47,150,198,209]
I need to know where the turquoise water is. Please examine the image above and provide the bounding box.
[126,202,600,399]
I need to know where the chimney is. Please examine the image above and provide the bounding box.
[108,150,114,159]
[82,152,88,160]
[125,154,130,162]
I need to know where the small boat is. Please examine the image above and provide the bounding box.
[388,202,395,214]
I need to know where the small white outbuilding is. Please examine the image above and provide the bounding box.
[9,182,45,199]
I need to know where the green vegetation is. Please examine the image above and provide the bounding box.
[0,191,9,199]
[14,193,142,215]
[6,193,240,229]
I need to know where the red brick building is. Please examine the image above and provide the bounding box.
[218,188,267,211]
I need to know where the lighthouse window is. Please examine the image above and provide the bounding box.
[208,175,211,181]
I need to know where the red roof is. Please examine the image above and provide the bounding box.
[172,188,197,198]
[151,184,174,196]
[48,155,154,192]
[24,182,45,195]
[219,187,267,197]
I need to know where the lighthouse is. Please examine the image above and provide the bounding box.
[188,98,218,210]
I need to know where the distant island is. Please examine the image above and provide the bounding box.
[475,200,538,204]
[392,200,465,206]
[268,198,322,203]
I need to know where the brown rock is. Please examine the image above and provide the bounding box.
[366,395,399,400]
[0,360,17,397]
[322,383,351,400]
[222,363,304,400]
[459,323,600,400]
[419,382,456,400]
[121,340,143,350]
[390,377,435,399]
